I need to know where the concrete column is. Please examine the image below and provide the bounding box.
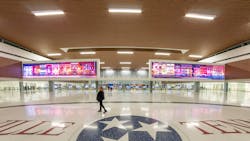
[194,82,200,93]
[19,81,24,92]
[19,81,24,101]
[123,83,126,93]
[224,81,228,93]
[150,81,153,94]
[95,81,99,93]
[49,81,54,92]
[193,82,200,103]
[223,81,229,103]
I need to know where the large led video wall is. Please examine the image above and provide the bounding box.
[23,61,98,78]
[151,61,225,80]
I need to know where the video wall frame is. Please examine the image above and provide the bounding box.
[149,59,225,81]
[22,59,100,80]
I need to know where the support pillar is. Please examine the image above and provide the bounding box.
[19,81,24,101]
[19,81,24,92]
[96,81,99,93]
[48,81,55,101]
[223,81,229,104]
[194,82,200,102]
[224,81,228,93]
[123,83,126,93]
[49,81,54,92]
[194,81,200,94]
[150,81,153,94]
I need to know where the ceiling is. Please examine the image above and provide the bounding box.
[0,0,249,69]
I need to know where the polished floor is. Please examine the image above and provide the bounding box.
[0,90,249,141]
[0,89,249,107]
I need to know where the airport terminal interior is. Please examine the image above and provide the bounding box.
[0,1,249,141]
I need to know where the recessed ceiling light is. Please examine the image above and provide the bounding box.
[47,53,62,56]
[189,54,203,58]
[117,51,134,54]
[185,13,216,20]
[120,62,132,64]
[100,62,105,64]
[247,22,250,27]
[155,52,171,56]
[121,67,130,70]
[108,8,142,14]
[80,51,96,55]
[102,67,111,69]
[32,10,65,16]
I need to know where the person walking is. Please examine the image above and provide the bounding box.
[97,87,107,113]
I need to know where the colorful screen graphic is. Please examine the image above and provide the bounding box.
[23,61,98,78]
[151,62,225,80]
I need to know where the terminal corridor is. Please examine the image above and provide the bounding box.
[0,0,249,141]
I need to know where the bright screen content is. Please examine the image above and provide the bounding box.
[151,62,225,80]
[23,62,97,78]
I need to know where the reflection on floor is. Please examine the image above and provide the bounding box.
[0,103,249,141]
[0,90,249,107]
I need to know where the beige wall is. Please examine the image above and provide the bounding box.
[0,57,22,78]
[225,59,250,79]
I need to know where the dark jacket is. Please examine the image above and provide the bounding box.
[97,91,105,101]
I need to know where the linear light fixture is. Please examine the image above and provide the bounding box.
[146,62,149,65]
[47,53,61,56]
[32,10,65,16]
[120,62,132,64]
[121,67,130,70]
[141,67,149,70]
[189,54,203,58]
[100,62,105,64]
[102,67,111,69]
[80,51,96,55]
[108,8,142,14]
[185,13,216,20]
[117,51,134,54]
[155,52,171,56]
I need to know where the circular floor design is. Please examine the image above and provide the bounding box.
[77,115,182,141]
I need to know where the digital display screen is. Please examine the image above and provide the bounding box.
[151,62,225,80]
[23,61,98,78]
